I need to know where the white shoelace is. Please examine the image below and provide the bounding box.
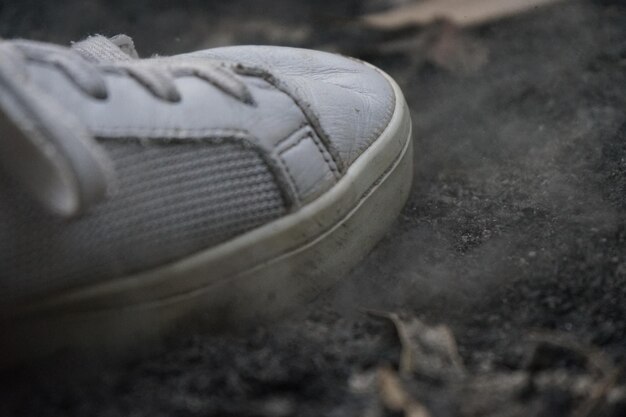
[9,35,254,104]
[0,35,255,217]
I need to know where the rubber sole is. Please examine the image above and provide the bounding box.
[1,70,413,365]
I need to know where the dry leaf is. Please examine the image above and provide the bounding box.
[377,366,432,417]
[361,0,566,29]
[367,310,465,378]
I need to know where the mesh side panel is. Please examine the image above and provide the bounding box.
[0,139,286,303]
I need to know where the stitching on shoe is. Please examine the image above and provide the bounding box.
[275,125,340,179]
[272,125,310,206]
[274,123,309,148]
[233,64,346,174]
[276,130,338,203]
[93,126,253,138]
[277,130,311,154]
[276,152,302,205]
[308,133,340,179]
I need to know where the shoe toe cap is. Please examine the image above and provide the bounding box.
[195,46,397,168]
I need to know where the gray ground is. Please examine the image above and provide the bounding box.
[0,0,625,416]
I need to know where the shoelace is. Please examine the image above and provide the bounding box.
[11,36,254,104]
[0,35,254,218]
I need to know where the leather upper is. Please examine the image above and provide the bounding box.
[187,46,396,167]
[0,37,399,302]
[20,42,396,207]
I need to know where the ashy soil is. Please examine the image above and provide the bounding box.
[0,0,625,416]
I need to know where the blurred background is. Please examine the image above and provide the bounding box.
[0,0,375,53]
[0,1,625,416]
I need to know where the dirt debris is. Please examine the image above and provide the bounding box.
[350,313,625,417]
[0,0,624,416]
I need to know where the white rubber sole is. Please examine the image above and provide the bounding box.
[2,70,413,365]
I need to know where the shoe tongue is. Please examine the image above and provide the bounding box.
[71,34,139,63]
